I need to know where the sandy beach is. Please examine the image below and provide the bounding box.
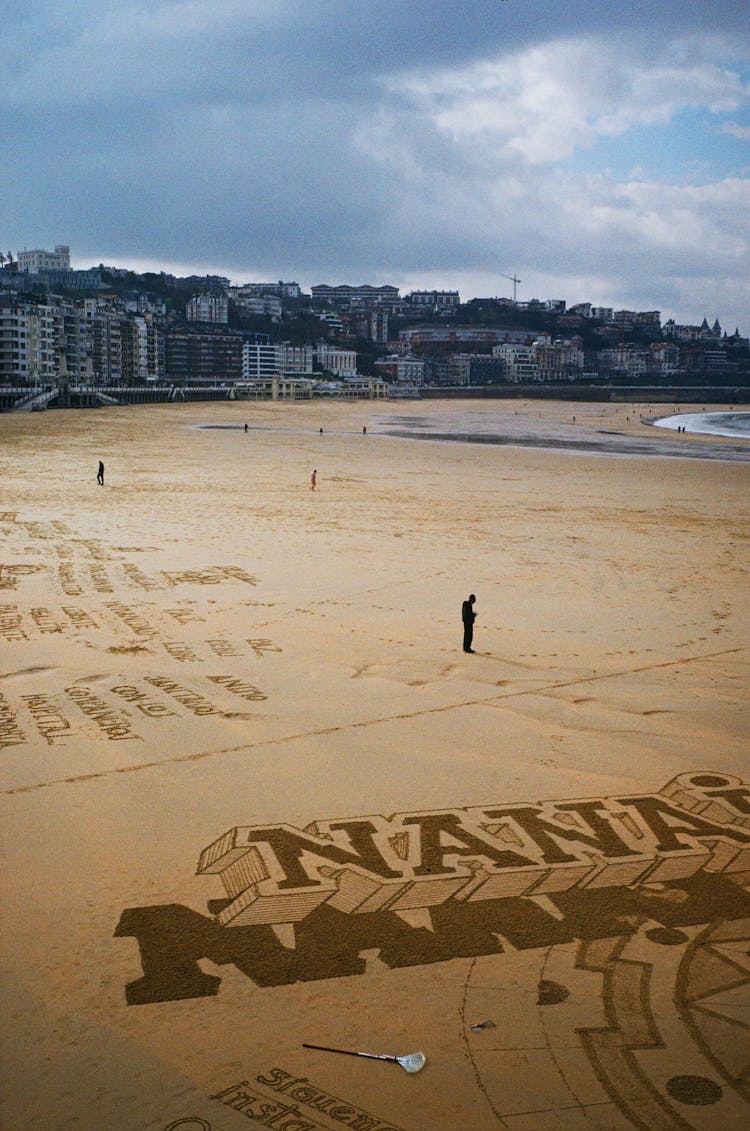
[1,397,749,1131]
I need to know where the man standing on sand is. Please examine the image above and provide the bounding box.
[462,593,476,653]
[97,460,104,485]
[310,469,317,491]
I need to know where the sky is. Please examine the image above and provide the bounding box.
[3,0,750,332]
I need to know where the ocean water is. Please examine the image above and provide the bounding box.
[654,411,750,439]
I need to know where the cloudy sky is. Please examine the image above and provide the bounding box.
[4,1,750,330]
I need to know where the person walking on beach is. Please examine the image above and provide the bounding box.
[97,460,104,485]
[310,469,317,491]
[462,593,476,653]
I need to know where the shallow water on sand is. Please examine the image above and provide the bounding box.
[654,411,750,439]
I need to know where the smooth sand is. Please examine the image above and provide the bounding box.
[1,399,749,1130]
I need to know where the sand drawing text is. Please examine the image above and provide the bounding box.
[0,691,27,749]
[116,772,750,1004]
[208,1067,407,1130]
[196,771,750,926]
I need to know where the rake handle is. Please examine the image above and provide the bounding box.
[302,1043,390,1062]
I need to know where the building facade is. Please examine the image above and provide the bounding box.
[242,342,282,380]
[234,294,283,321]
[17,245,71,274]
[315,345,358,377]
[491,344,539,382]
[311,284,400,307]
[279,343,314,374]
[186,292,229,324]
[408,290,460,311]
[0,296,57,382]
[166,327,243,383]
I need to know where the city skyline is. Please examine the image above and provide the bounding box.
[4,1,749,331]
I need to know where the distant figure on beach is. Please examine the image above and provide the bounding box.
[462,594,476,653]
[320,427,323,434]
[310,469,317,491]
[363,426,367,434]
[244,423,248,433]
[97,460,104,485]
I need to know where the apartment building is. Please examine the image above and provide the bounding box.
[649,342,681,377]
[279,343,314,374]
[242,342,282,380]
[166,327,243,383]
[234,294,283,321]
[186,292,229,324]
[311,284,400,307]
[233,281,301,299]
[534,339,584,381]
[315,344,357,377]
[598,347,650,377]
[404,325,545,349]
[395,355,426,385]
[492,344,539,382]
[466,355,507,385]
[341,309,389,344]
[409,290,460,310]
[88,311,123,384]
[426,353,506,386]
[54,299,92,381]
[0,296,57,382]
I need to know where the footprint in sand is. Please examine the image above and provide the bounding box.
[1,666,55,679]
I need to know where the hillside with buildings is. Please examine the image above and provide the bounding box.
[1,245,748,409]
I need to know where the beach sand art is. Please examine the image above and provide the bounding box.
[1,398,749,1130]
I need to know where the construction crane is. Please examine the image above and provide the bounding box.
[499,272,521,303]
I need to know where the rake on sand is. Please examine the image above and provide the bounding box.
[302,1042,426,1074]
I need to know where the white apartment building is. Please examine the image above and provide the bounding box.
[17,244,71,273]
[396,354,426,384]
[233,281,300,299]
[242,342,282,380]
[534,339,584,381]
[316,345,357,377]
[235,294,282,321]
[0,298,57,382]
[186,292,229,323]
[491,343,539,382]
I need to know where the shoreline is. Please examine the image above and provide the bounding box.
[382,425,750,461]
[193,399,750,462]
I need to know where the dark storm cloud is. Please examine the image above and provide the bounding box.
[3,1,749,326]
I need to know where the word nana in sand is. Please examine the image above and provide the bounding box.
[197,771,750,928]
[116,771,750,1005]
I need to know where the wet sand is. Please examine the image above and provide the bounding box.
[1,398,749,1130]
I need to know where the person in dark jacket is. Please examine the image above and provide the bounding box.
[462,594,476,653]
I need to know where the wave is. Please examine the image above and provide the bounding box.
[653,411,750,439]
